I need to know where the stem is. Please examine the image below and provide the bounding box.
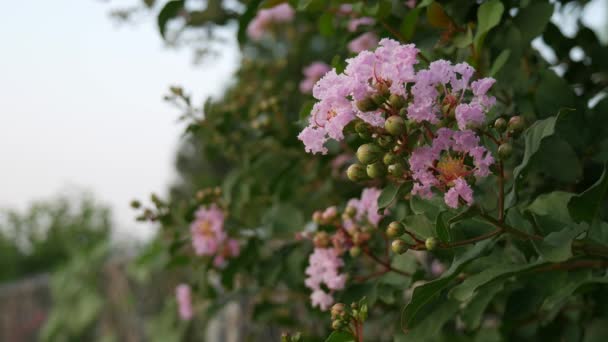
[479,212,543,241]
[439,228,503,248]
[362,247,411,277]
[381,20,405,42]
[498,161,505,223]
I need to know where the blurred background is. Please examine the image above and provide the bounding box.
[0,0,607,341]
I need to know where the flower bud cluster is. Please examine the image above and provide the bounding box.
[330,300,368,332]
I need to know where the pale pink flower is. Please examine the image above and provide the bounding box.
[176,284,193,321]
[246,4,295,40]
[305,248,346,311]
[347,187,387,226]
[348,32,379,53]
[347,17,375,32]
[190,204,226,256]
[299,62,331,94]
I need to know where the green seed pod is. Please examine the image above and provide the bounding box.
[388,163,405,177]
[391,239,408,254]
[498,143,513,159]
[386,221,405,238]
[366,162,387,178]
[494,117,507,132]
[349,246,361,257]
[425,237,439,251]
[389,94,406,109]
[399,107,408,117]
[356,143,383,164]
[383,152,397,165]
[356,98,378,112]
[507,116,525,134]
[371,93,387,106]
[385,115,407,136]
[347,163,368,182]
[355,121,371,135]
[377,135,394,148]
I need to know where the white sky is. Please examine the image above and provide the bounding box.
[0,1,239,241]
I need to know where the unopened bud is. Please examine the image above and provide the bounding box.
[383,152,397,165]
[377,135,394,148]
[130,200,141,209]
[347,163,368,182]
[355,121,371,135]
[425,237,439,251]
[494,117,507,132]
[371,93,387,106]
[366,162,386,178]
[388,163,405,177]
[389,94,406,109]
[356,98,378,112]
[391,239,408,254]
[386,221,405,238]
[385,115,406,136]
[331,319,342,330]
[507,116,525,134]
[313,231,330,248]
[344,205,357,217]
[331,303,346,318]
[349,246,361,257]
[498,143,512,159]
[356,143,383,164]
[312,211,323,224]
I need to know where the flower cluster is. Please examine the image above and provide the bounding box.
[299,39,498,208]
[246,4,295,40]
[175,284,193,321]
[304,188,387,310]
[299,62,331,94]
[190,204,240,267]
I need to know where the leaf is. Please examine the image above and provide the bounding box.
[513,2,554,42]
[325,331,355,342]
[584,318,608,342]
[535,70,577,118]
[489,49,511,77]
[157,0,185,39]
[401,239,494,330]
[406,299,460,340]
[527,191,574,224]
[541,272,608,321]
[426,2,451,29]
[237,0,263,44]
[507,115,559,208]
[417,0,434,8]
[449,262,539,302]
[318,12,335,36]
[378,183,404,212]
[569,165,608,223]
[435,211,452,243]
[534,224,587,262]
[461,282,503,329]
[400,8,421,41]
[299,100,315,121]
[474,0,504,51]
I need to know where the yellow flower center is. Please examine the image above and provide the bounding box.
[436,156,469,186]
[197,220,215,237]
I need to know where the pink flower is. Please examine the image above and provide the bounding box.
[406,0,417,9]
[444,177,474,208]
[299,62,331,94]
[246,4,295,40]
[347,17,375,32]
[190,204,226,256]
[348,32,379,53]
[305,248,346,311]
[346,187,387,226]
[455,103,485,130]
[176,284,193,321]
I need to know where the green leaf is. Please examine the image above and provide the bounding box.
[535,70,577,118]
[299,100,315,121]
[157,0,185,39]
[401,239,494,330]
[474,0,504,51]
[325,331,355,342]
[406,299,460,340]
[569,165,608,223]
[378,183,404,212]
[527,191,574,224]
[584,318,608,342]
[416,0,434,8]
[489,49,511,77]
[318,12,335,36]
[435,211,452,243]
[400,8,421,41]
[449,262,539,302]
[507,115,559,208]
[461,282,503,330]
[453,27,473,48]
[534,224,587,262]
[513,2,554,42]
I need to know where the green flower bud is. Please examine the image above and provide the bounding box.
[386,221,405,238]
[498,143,513,159]
[425,237,439,251]
[366,162,387,178]
[351,302,359,310]
[356,98,378,112]
[507,116,525,134]
[371,93,387,106]
[389,94,406,109]
[349,246,361,257]
[312,211,323,224]
[385,115,406,136]
[356,143,383,164]
[347,163,368,182]
[344,205,357,217]
[377,135,394,148]
[130,199,141,209]
[331,303,345,318]
[391,239,408,254]
[388,163,405,177]
[494,117,507,132]
[331,319,342,330]
[383,152,397,165]
[355,121,371,135]
[313,231,330,248]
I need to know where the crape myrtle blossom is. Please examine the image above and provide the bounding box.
[190,204,240,266]
[299,62,331,94]
[305,248,346,311]
[409,128,494,208]
[347,17,375,32]
[348,32,379,53]
[176,284,193,321]
[346,187,385,226]
[246,4,295,40]
[299,39,419,154]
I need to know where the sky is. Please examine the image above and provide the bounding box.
[0,1,239,240]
